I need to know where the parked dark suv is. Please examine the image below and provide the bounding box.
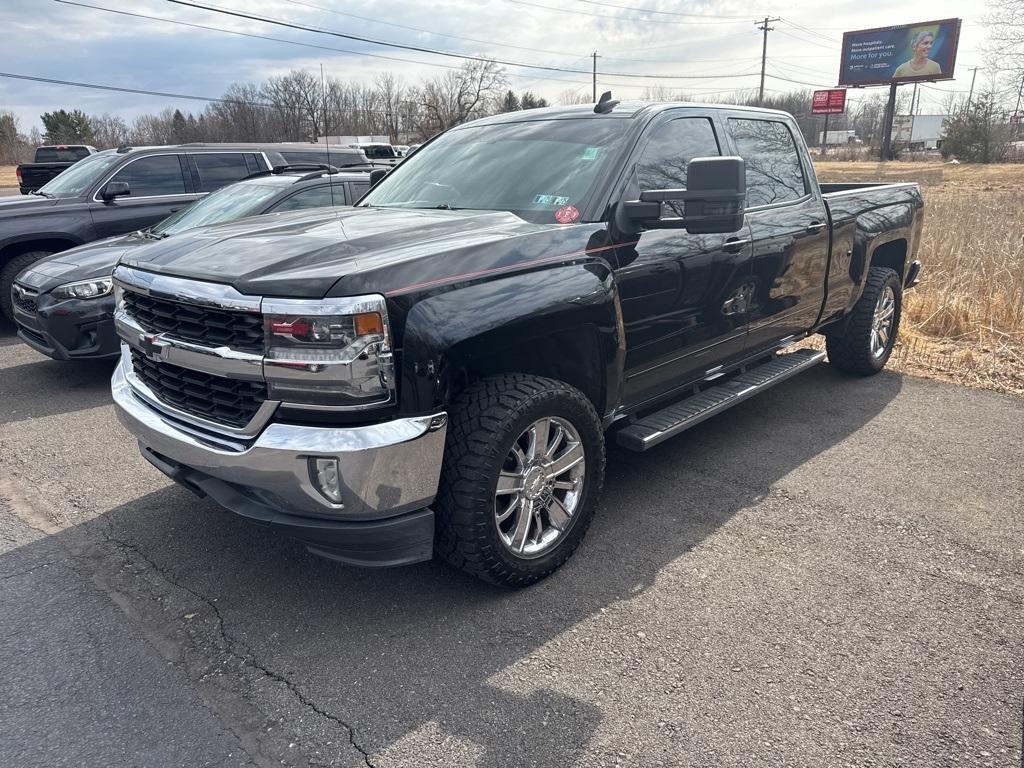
[12,166,372,361]
[0,143,368,321]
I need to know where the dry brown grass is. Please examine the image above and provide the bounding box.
[0,165,17,188]
[815,161,1024,396]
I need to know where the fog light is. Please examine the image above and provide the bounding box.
[310,457,343,504]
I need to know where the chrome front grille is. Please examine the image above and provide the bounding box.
[123,291,264,352]
[130,349,267,429]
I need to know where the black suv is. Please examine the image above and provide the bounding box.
[12,167,372,361]
[0,143,368,320]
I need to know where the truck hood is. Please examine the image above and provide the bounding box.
[14,233,141,292]
[120,206,553,298]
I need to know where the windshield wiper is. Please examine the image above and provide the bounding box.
[135,230,168,240]
[434,203,458,210]
[31,190,54,198]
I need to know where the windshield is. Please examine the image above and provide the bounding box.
[36,152,122,198]
[152,181,284,236]
[360,119,627,224]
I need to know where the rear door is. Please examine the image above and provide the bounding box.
[188,152,263,193]
[723,116,830,352]
[614,111,754,406]
[88,153,196,238]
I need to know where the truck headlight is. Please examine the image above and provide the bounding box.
[263,296,395,409]
[51,277,113,301]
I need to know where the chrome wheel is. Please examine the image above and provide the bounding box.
[871,285,896,359]
[494,416,586,559]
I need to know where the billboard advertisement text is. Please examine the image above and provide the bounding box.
[838,18,960,87]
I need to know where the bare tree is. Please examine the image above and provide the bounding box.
[983,0,1024,92]
[90,113,130,149]
[419,59,507,134]
[557,88,590,105]
[375,73,407,142]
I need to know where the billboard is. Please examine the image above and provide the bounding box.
[838,18,961,87]
[812,89,847,115]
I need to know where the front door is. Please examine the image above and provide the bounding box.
[615,114,753,406]
[89,154,198,238]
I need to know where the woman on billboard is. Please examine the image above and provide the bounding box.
[892,30,942,78]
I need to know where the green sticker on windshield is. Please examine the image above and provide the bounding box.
[582,147,600,160]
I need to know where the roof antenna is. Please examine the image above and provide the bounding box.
[321,63,335,203]
[594,91,619,114]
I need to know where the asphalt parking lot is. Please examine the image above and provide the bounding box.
[1,318,1022,768]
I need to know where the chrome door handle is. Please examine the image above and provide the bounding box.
[805,221,826,234]
[723,238,751,253]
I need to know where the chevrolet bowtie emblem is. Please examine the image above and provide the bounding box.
[139,333,165,361]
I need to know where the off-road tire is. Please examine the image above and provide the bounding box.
[826,266,902,376]
[435,374,605,588]
[1,251,53,322]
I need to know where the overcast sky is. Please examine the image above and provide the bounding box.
[0,0,995,132]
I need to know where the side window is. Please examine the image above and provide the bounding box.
[636,117,720,192]
[349,182,369,203]
[726,119,807,208]
[108,155,187,197]
[244,154,263,175]
[268,185,335,213]
[192,153,251,192]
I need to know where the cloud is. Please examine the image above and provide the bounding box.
[1,0,990,131]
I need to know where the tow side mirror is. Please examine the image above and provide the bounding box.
[622,156,746,235]
[369,169,387,187]
[100,181,130,202]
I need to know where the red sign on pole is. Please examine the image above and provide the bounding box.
[812,89,848,115]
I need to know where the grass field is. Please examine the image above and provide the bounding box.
[815,161,1024,395]
[1,162,1020,392]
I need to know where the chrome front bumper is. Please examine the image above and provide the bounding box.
[112,352,447,523]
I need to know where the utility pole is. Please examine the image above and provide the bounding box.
[966,67,979,112]
[755,17,780,105]
[592,51,600,102]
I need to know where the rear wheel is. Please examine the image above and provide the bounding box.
[1,251,53,322]
[826,266,902,375]
[435,374,605,588]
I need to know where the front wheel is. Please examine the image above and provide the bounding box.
[826,266,902,376]
[435,374,605,588]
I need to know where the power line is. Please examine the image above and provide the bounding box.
[276,0,588,59]
[163,0,761,80]
[505,0,746,26]
[53,0,464,71]
[773,28,838,51]
[0,71,274,107]
[778,19,840,44]
[563,0,752,20]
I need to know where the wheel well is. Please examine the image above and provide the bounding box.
[455,326,606,415]
[870,239,907,281]
[1,238,79,266]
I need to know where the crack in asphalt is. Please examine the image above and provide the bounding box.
[0,560,59,581]
[102,528,378,768]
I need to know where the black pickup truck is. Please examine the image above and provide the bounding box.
[16,145,98,195]
[110,99,923,587]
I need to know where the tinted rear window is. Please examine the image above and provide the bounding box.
[280,149,365,168]
[35,147,91,162]
[192,153,252,192]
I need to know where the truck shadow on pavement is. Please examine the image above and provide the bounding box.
[6,365,904,766]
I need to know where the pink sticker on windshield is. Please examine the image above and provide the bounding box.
[555,205,580,224]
